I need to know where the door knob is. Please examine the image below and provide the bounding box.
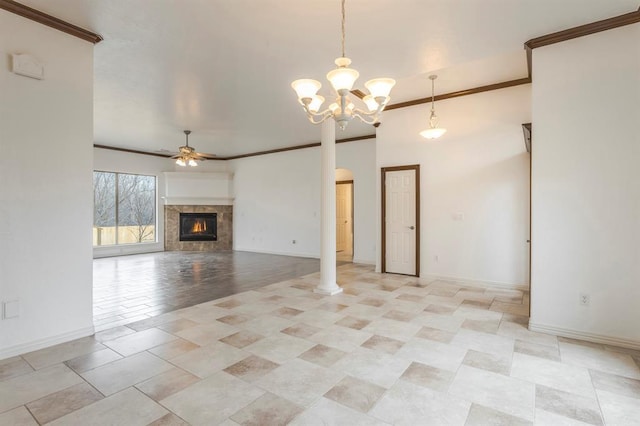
[409,226,415,230]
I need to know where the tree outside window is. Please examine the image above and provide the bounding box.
[93,171,156,246]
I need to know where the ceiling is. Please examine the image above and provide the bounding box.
[19,0,640,157]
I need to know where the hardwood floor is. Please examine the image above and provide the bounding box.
[93,251,322,331]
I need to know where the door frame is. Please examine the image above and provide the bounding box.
[336,180,354,256]
[381,164,420,276]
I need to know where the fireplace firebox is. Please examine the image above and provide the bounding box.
[179,213,217,241]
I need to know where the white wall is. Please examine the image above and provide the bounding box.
[0,11,95,358]
[530,24,640,347]
[93,147,229,257]
[377,85,531,287]
[230,139,377,264]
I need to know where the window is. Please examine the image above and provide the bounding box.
[93,171,156,246]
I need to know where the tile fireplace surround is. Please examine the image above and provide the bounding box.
[165,205,232,251]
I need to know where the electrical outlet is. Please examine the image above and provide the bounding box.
[2,300,19,319]
[579,293,590,306]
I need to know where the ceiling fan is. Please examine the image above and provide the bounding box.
[170,130,214,167]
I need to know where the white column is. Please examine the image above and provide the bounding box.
[315,119,343,295]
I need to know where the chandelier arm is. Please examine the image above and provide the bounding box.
[304,109,333,125]
[352,110,380,125]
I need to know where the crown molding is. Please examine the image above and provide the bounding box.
[525,10,640,50]
[0,0,103,43]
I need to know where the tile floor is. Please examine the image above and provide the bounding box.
[2,263,640,425]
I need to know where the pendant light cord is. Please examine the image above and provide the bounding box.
[431,77,435,112]
[341,0,346,58]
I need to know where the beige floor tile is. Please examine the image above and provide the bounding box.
[0,406,38,425]
[462,318,501,334]
[396,338,468,372]
[535,384,603,425]
[515,339,561,362]
[224,355,280,382]
[103,328,178,356]
[559,341,640,379]
[362,318,422,342]
[371,379,471,425]
[272,307,305,319]
[280,323,321,339]
[161,371,264,425]
[245,333,315,364]
[335,315,371,330]
[148,413,190,425]
[340,303,388,320]
[308,325,373,352]
[174,321,238,346]
[255,358,344,406]
[240,315,294,336]
[0,364,83,413]
[465,403,532,426]
[299,344,348,368]
[148,338,200,360]
[324,375,386,413]
[490,300,529,316]
[463,349,512,375]
[217,313,253,325]
[382,309,418,322]
[534,409,594,426]
[126,312,182,331]
[293,309,345,328]
[450,328,515,357]
[26,382,103,424]
[400,361,455,392]
[0,356,34,381]
[415,326,456,344]
[424,304,457,315]
[22,337,104,370]
[156,318,200,333]
[48,386,167,426]
[220,330,265,349]
[80,351,174,395]
[449,365,535,421]
[412,312,465,333]
[170,341,247,378]
[135,367,200,401]
[334,347,412,388]
[361,334,405,355]
[64,348,123,373]
[596,389,640,426]
[498,321,558,348]
[230,392,303,426]
[289,397,389,426]
[589,369,640,400]
[511,353,597,399]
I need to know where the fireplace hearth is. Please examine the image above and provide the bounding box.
[180,213,217,241]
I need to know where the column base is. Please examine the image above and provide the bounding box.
[313,285,343,296]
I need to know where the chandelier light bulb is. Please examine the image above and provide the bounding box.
[188,159,198,167]
[291,79,322,101]
[308,95,325,113]
[362,95,379,112]
[176,158,186,167]
[326,57,360,93]
[365,78,396,99]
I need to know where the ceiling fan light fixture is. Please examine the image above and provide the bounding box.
[420,75,447,140]
[171,130,205,167]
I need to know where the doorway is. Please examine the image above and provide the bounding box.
[381,165,420,276]
[336,168,354,263]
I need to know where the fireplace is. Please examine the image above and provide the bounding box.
[179,213,217,241]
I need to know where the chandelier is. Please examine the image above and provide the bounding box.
[291,0,395,130]
[172,130,205,167]
[419,75,447,139]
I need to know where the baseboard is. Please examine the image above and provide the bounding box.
[422,274,529,291]
[233,248,320,259]
[528,321,640,351]
[0,325,95,361]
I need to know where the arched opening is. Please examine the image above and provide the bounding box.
[335,168,354,262]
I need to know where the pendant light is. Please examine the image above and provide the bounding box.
[419,75,447,139]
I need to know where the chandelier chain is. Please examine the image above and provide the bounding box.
[431,77,435,112]
[341,0,346,57]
